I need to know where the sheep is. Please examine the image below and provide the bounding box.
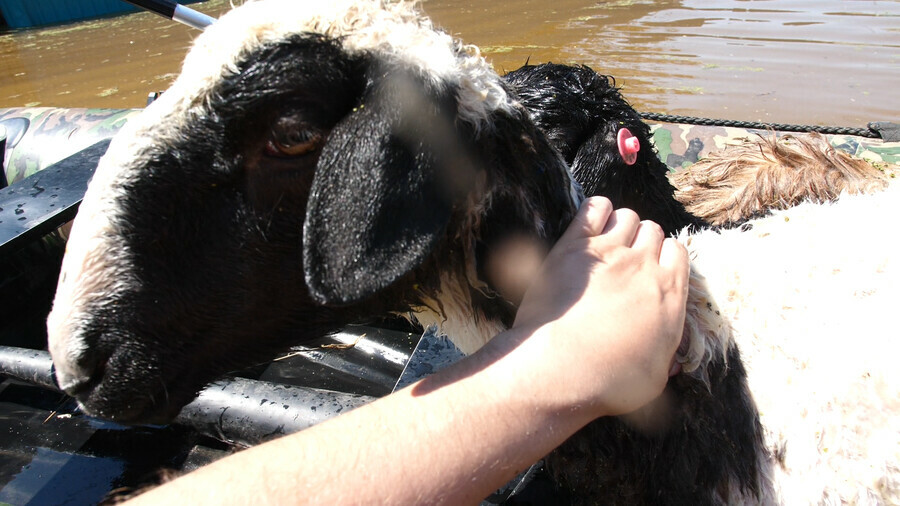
[670,132,895,227]
[504,63,898,503]
[504,63,894,231]
[503,63,705,235]
[47,0,580,423]
[45,0,899,503]
[546,183,900,504]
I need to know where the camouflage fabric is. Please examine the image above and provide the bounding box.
[651,122,900,172]
[4,108,896,183]
[1,107,141,185]
[0,108,140,314]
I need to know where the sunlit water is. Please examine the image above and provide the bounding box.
[1,0,898,126]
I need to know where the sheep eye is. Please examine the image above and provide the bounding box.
[264,117,324,158]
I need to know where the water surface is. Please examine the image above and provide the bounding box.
[1,0,898,126]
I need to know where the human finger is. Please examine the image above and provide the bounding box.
[599,208,641,245]
[659,237,690,276]
[630,220,665,255]
[662,237,690,378]
[558,196,614,243]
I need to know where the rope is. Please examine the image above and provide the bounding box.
[638,112,881,139]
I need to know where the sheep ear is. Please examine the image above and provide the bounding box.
[303,99,453,305]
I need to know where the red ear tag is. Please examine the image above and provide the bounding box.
[617,128,640,165]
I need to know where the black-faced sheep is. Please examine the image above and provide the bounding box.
[47,0,579,422]
[504,63,894,232]
[506,64,898,503]
[46,0,899,503]
[504,63,705,235]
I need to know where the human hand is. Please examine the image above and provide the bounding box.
[510,197,690,418]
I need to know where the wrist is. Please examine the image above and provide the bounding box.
[475,323,609,427]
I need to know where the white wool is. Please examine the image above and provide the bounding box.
[682,183,900,504]
[98,0,513,194]
[174,0,510,128]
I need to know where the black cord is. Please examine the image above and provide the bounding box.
[638,112,881,139]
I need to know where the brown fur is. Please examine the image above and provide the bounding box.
[670,133,894,227]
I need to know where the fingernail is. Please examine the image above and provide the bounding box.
[668,361,682,377]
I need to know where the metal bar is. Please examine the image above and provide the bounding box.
[0,346,374,446]
[0,346,60,391]
[120,0,215,29]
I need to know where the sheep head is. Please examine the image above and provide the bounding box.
[504,63,704,234]
[46,0,579,424]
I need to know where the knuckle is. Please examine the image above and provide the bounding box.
[641,220,664,237]
[615,207,640,224]
[579,197,614,235]
[583,196,613,215]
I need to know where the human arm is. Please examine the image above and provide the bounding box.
[124,197,690,505]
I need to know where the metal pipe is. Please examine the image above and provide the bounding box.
[179,377,375,446]
[0,346,60,391]
[120,0,215,29]
[0,346,374,445]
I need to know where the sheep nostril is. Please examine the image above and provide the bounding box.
[53,351,107,398]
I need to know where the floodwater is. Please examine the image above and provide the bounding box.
[0,0,898,127]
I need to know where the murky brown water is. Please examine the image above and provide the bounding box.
[1,0,898,126]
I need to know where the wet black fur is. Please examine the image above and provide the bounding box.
[504,63,765,504]
[70,35,576,423]
[544,345,766,505]
[504,63,706,235]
